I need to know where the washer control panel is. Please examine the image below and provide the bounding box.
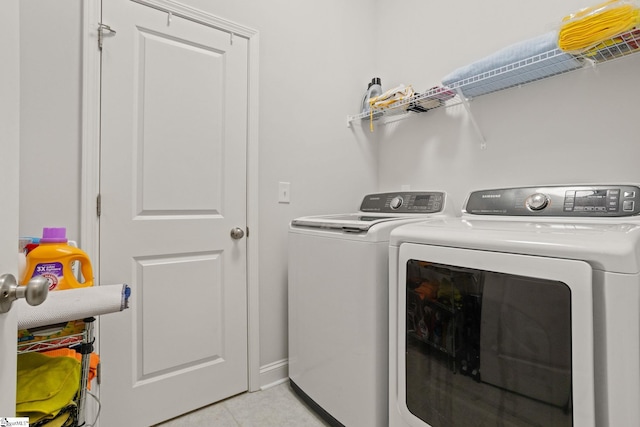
[360,192,445,214]
[465,185,640,217]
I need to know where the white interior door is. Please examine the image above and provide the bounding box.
[0,0,21,415]
[99,1,249,425]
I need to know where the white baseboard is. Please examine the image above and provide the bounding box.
[259,358,289,390]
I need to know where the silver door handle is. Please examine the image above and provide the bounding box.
[230,227,245,240]
[0,274,49,314]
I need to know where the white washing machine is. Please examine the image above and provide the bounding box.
[288,191,454,427]
[389,184,640,427]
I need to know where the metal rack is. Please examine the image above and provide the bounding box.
[17,318,96,427]
[347,86,462,124]
[347,28,640,126]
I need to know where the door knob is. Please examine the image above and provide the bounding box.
[230,227,245,240]
[0,273,49,314]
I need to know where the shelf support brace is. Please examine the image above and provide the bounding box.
[456,88,486,149]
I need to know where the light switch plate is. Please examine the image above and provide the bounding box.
[278,182,290,203]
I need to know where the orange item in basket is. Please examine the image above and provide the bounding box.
[42,348,100,390]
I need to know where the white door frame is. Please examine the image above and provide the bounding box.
[80,0,261,393]
[0,0,21,415]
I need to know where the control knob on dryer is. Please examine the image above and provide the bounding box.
[526,193,550,211]
[390,196,403,210]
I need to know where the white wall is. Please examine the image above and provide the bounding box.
[375,0,587,91]
[19,1,83,242]
[374,0,640,211]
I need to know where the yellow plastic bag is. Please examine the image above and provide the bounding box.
[559,0,640,52]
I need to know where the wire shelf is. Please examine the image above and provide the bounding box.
[17,332,86,354]
[348,86,461,123]
[347,28,640,126]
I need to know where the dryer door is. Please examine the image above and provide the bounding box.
[392,243,595,427]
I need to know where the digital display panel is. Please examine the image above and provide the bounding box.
[413,195,432,206]
[574,190,607,207]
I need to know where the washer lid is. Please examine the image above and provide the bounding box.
[390,218,640,273]
[291,191,450,233]
[291,213,409,233]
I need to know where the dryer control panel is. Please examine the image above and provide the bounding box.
[360,192,445,213]
[465,185,640,216]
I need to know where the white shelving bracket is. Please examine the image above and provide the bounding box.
[456,88,486,149]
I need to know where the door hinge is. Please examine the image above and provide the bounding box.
[96,194,102,217]
[246,226,249,238]
[98,23,117,50]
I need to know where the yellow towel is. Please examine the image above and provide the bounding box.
[559,0,640,52]
[37,404,78,427]
[41,411,71,427]
[16,352,80,424]
[33,403,77,427]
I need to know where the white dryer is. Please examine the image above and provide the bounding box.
[288,191,454,427]
[389,185,640,427]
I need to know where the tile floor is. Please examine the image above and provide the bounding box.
[154,381,331,427]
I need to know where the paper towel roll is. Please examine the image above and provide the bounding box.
[16,284,130,330]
